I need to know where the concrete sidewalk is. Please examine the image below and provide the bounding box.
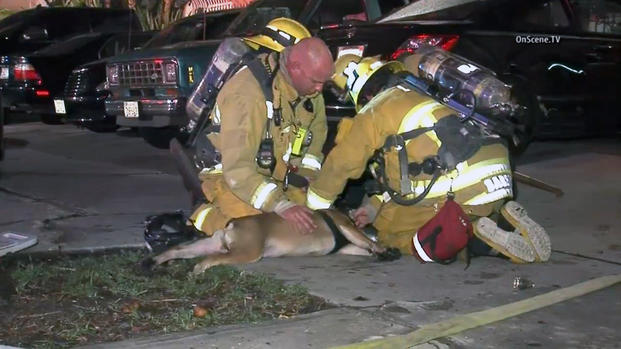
[2,124,620,348]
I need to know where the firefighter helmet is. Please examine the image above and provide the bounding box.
[244,17,312,52]
[333,54,405,111]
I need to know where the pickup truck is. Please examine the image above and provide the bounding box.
[104,0,404,148]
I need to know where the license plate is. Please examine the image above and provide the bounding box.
[124,101,139,118]
[336,45,365,59]
[0,67,8,80]
[53,99,66,114]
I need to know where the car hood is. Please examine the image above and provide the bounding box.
[106,39,222,64]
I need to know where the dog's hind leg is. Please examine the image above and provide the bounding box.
[152,230,227,266]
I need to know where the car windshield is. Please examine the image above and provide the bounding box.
[31,32,103,56]
[0,10,34,30]
[141,10,240,49]
[226,0,308,36]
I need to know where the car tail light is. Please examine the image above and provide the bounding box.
[35,90,49,97]
[164,63,177,84]
[13,62,42,82]
[391,34,460,60]
[107,65,119,85]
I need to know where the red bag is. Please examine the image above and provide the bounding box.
[411,197,473,264]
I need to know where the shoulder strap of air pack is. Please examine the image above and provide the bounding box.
[246,56,275,106]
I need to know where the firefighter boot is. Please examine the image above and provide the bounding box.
[474,217,536,263]
[501,201,551,262]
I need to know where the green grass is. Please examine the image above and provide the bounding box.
[1,251,327,348]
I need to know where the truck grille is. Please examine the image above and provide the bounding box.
[114,59,177,88]
[64,68,91,97]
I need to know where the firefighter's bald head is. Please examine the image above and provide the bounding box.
[284,37,334,96]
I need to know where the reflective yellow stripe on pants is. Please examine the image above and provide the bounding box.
[190,203,213,231]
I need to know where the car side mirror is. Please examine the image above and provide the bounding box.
[20,27,48,42]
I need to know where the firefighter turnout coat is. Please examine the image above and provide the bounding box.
[191,53,327,234]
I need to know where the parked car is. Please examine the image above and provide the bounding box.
[53,31,157,132]
[104,0,405,148]
[0,7,142,123]
[319,0,621,147]
[104,9,247,147]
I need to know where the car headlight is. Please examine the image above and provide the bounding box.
[106,65,119,85]
[163,62,177,84]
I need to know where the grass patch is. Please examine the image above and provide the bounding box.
[0,251,328,348]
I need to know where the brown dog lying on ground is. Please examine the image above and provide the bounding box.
[144,209,399,275]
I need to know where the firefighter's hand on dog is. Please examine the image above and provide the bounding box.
[351,207,371,228]
[277,205,317,234]
[350,200,379,228]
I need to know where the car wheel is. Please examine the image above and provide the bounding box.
[502,75,541,156]
[139,126,181,149]
[40,113,64,125]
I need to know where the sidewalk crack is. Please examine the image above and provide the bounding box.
[0,186,91,216]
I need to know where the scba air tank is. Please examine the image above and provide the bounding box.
[404,45,511,113]
[185,37,251,130]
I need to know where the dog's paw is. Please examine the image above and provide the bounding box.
[140,257,157,273]
[374,247,402,261]
[192,263,208,276]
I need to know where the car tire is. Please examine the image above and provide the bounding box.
[139,126,181,149]
[502,75,541,157]
[41,113,64,125]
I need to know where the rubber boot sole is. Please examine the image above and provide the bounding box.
[501,201,551,262]
[474,217,535,263]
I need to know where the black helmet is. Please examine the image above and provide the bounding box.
[144,210,201,253]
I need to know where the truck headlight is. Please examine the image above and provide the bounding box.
[164,63,177,84]
[106,65,119,85]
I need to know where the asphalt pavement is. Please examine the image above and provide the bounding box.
[1,123,620,348]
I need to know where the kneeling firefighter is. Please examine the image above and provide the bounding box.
[150,19,326,250]
[306,50,551,264]
[186,26,334,237]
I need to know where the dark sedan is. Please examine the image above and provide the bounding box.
[53,31,156,132]
[0,7,142,124]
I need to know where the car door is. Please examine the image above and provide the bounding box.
[564,0,621,133]
[498,0,621,136]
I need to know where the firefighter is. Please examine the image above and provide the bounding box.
[305,54,551,263]
[189,36,334,236]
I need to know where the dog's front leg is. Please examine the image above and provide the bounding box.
[335,221,386,254]
[152,231,227,266]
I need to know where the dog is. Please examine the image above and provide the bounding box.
[144,209,398,275]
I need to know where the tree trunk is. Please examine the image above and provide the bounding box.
[162,0,173,26]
